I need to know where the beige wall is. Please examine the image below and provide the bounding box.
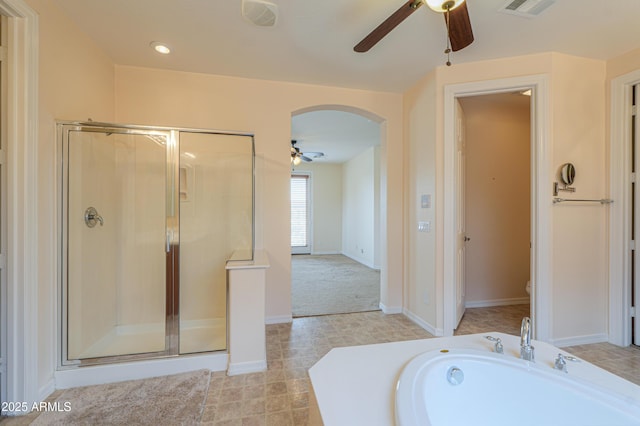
[294,154,381,267]
[342,146,380,269]
[293,163,343,254]
[551,55,607,341]
[404,52,608,342]
[114,65,404,320]
[26,0,116,394]
[460,95,531,305]
[606,47,640,81]
[403,71,438,325]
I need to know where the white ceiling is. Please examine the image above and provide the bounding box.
[291,110,380,164]
[51,0,640,162]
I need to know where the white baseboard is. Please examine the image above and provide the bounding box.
[465,297,530,308]
[54,353,228,390]
[551,333,609,348]
[379,303,402,314]
[39,379,56,402]
[403,309,444,337]
[341,252,376,270]
[227,360,267,376]
[265,315,292,325]
[311,251,340,255]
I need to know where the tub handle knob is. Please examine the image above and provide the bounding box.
[555,353,581,373]
[554,353,568,373]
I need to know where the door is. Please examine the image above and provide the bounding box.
[63,127,170,362]
[291,173,311,254]
[178,132,253,354]
[61,123,254,365]
[0,14,6,404]
[634,84,639,345]
[455,100,467,328]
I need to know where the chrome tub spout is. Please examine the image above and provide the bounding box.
[520,317,535,362]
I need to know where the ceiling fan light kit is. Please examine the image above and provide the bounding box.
[425,0,465,12]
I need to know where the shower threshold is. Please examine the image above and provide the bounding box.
[75,318,226,360]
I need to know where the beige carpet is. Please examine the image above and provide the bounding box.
[291,254,380,317]
[31,369,210,425]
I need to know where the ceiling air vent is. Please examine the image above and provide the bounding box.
[499,0,555,18]
[242,0,278,27]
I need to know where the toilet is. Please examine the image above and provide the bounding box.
[526,281,531,295]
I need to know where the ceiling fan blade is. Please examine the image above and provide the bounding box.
[301,155,313,162]
[447,1,473,52]
[304,152,325,158]
[354,0,423,53]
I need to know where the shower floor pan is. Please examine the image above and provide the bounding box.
[75,318,226,360]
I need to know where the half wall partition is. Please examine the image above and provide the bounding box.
[58,122,254,366]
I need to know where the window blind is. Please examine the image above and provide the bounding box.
[291,174,308,247]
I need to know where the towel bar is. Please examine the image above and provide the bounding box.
[552,198,613,204]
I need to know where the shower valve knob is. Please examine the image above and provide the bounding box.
[84,207,104,228]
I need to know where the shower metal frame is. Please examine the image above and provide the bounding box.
[57,121,255,368]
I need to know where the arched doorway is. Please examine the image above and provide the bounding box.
[290,105,387,317]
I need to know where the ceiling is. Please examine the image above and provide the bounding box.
[291,110,380,164]
[52,0,640,94]
[51,0,640,162]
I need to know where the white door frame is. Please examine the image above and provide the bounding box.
[443,75,552,341]
[0,0,39,409]
[609,69,640,347]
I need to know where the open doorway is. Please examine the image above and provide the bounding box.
[443,75,551,340]
[289,109,381,317]
[454,93,532,336]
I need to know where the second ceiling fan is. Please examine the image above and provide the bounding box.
[354,0,473,64]
[291,140,325,166]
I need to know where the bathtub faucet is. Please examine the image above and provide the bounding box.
[520,317,535,362]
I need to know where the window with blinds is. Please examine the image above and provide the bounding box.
[291,174,310,253]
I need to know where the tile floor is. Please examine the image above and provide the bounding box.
[3,305,640,425]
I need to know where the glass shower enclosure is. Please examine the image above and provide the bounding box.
[58,122,254,366]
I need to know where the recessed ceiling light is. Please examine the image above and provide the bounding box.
[150,41,171,55]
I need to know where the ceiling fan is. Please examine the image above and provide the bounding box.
[354,0,473,65]
[291,140,324,166]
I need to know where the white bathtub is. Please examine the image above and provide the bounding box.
[396,348,640,426]
[309,333,640,426]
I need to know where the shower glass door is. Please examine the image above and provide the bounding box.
[63,126,172,362]
[60,122,254,366]
[179,132,254,354]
